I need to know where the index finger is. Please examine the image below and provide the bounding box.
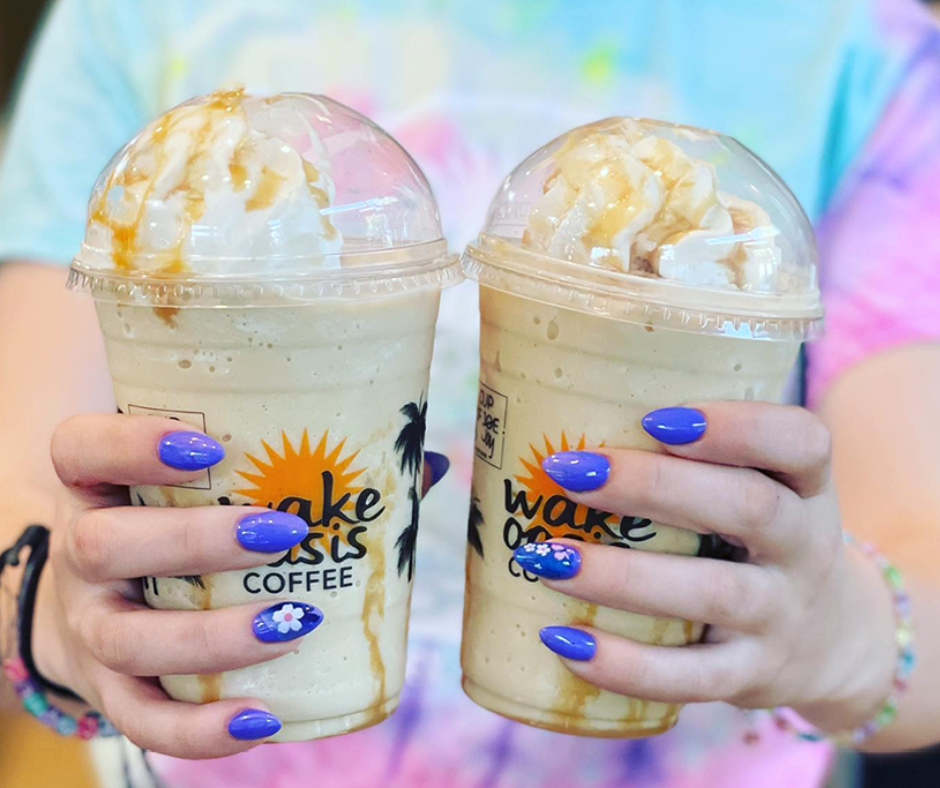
[52,414,224,500]
[642,401,832,497]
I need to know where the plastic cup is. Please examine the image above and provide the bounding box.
[460,118,822,737]
[68,91,461,741]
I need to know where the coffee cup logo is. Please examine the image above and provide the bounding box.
[494,432,657,581]
[234,430,385,567]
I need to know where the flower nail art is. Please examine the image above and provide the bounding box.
[253,602,323,643]
[513,541,582,580]
[274,604,305,634]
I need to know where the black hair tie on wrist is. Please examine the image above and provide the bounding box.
[1,525,84,702]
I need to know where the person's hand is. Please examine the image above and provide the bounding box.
[32,414,448,759]
[514,402,898,732]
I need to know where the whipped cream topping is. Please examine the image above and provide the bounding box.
[81,89,342,275]
[522,120,781,290]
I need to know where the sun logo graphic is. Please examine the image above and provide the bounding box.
[513,433,614,543]
[501,433,656,580]
[234,429,386,566]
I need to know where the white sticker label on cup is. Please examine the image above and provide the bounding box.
[126,404,213,490]
[476,382,508,470]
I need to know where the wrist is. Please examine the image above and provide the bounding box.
[30,567,72,693]
[794,544,898,733]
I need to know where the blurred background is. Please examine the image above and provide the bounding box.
[2,2,940,787]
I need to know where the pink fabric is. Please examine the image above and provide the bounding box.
[808,22,940,404]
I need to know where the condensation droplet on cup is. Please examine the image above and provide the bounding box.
[178,359,192,369]
[546,320,559,341]
[553,367,563,379]
[734,363,743,372]
[221,434,232,443]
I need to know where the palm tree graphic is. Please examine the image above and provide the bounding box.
[467,494,485,558]
[394,397,427,580]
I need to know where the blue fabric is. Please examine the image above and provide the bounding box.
[0,0,923,266]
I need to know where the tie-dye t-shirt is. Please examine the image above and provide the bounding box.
[2,1,940,786]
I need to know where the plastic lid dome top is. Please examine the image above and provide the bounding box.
[465,118,822,339]
[75,89,450,278]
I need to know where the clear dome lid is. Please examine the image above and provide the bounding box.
[464,117,822,340]
[70,90,459,304]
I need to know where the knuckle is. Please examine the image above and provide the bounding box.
[68,511,113,579]
[159,721,198,758]
[85,613,137,674]
[802,417,832,468]
[703,568,751,625]
[629,454,667,513]
[192,616,228,668]
[680,663,714,703]
[735,476,781,530]
[687,659,737,703]
[50,416,84,485]
[177,510,214,565]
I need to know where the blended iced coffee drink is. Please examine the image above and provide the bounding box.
[68,90,460,741]
[461,118,823,736]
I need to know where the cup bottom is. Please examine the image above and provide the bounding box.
[267,694,401,742]
[462,677,678,739]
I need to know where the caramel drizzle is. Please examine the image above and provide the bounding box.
[91,86,337,290]
[245,166,288,212]
[361,532,388,722]
[554,602,601,725]
[302,160,339,239]
[90,89,250,275]
[544,127,723,270]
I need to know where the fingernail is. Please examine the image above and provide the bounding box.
[236,511,307,553]
[228,708,282,740]
[253,601,323,644]
[542,451,609,492]
[540,626,596,661]
[513,541,581,580]
[641,407,706,445]
[424,451,450,489]
[158,431,225,470]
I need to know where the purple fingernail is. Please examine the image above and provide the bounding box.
[641,407,707,445]
[542,451,610,492]
[228,708,281,740]
[513,542,581,580]
[540,626,596,661]
[253,602,323,643]
[158,431,224,470]
[236,511,307,553]
[424,451,450,490]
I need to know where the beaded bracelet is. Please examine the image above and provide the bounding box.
[771,532,915,746]
[1,525,120,740]
[2,655,117,738]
